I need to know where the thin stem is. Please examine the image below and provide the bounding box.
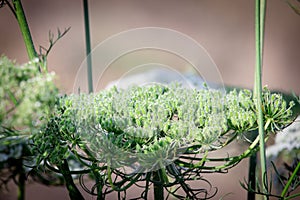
[107,166,141,192]
[91,163,103,200]
[254,0,266,96]
[259,0,266,53]
[4,0,17,18]
[281,161,300,198]
[83,0,93,93]
[143,172,152,199]
[167,163,193,199]
[255,0,268,199]
[285,193,300,200]
[177,135,263,171]
[12,0,38,62]
[76,145,104,198]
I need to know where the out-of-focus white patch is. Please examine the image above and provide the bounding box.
[266,116,300,158]
[105,68,206,89]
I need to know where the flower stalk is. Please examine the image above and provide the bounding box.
[254,0,268,199]
[83,0,93,93]
[12,0,38,62]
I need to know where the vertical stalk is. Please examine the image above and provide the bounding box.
[248,131,259,200]
[17,158,26,200]
[83,0,93,93]
[153,170,164,200]
[12,0,38,61]
[254,0,268,199]
[253,0,266,96]
[259,0,266,52]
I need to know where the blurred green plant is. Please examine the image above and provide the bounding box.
[241,115,300,199]
[0,56,58,199]
[287,0,300,15]
[31,84,295,199]
[0,56,57,131]
[1,0,300,199]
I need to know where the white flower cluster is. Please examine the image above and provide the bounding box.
[0,56,58,133]
[266,116,300,158]
[226,89,256,132]
[45,83,294,172]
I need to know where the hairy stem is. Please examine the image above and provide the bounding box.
[254,0,268,199]
[12,0,38,62]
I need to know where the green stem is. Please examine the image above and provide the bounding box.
[58,159,84,200]
[12,0,38,61]
[255,0,268,199]
[285,193,300,200]
[281,161,300,198]
[17,158,26,200]
[248,131,258,200]
[77,145,104,199]
[167,163,193,199]
[153,169,164,200]
[177,135,263,171]
[107,166,141,192]
[143,172,152,199]
[92,163,103,200]
[83,0,93,93]
[259,0,266,53]
[254,0,266,96]
[247,152,257,200]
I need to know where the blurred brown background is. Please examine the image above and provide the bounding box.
[1,0,300,94]
[0,0,300,199]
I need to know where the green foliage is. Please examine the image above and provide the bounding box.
[38,27,71,70]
